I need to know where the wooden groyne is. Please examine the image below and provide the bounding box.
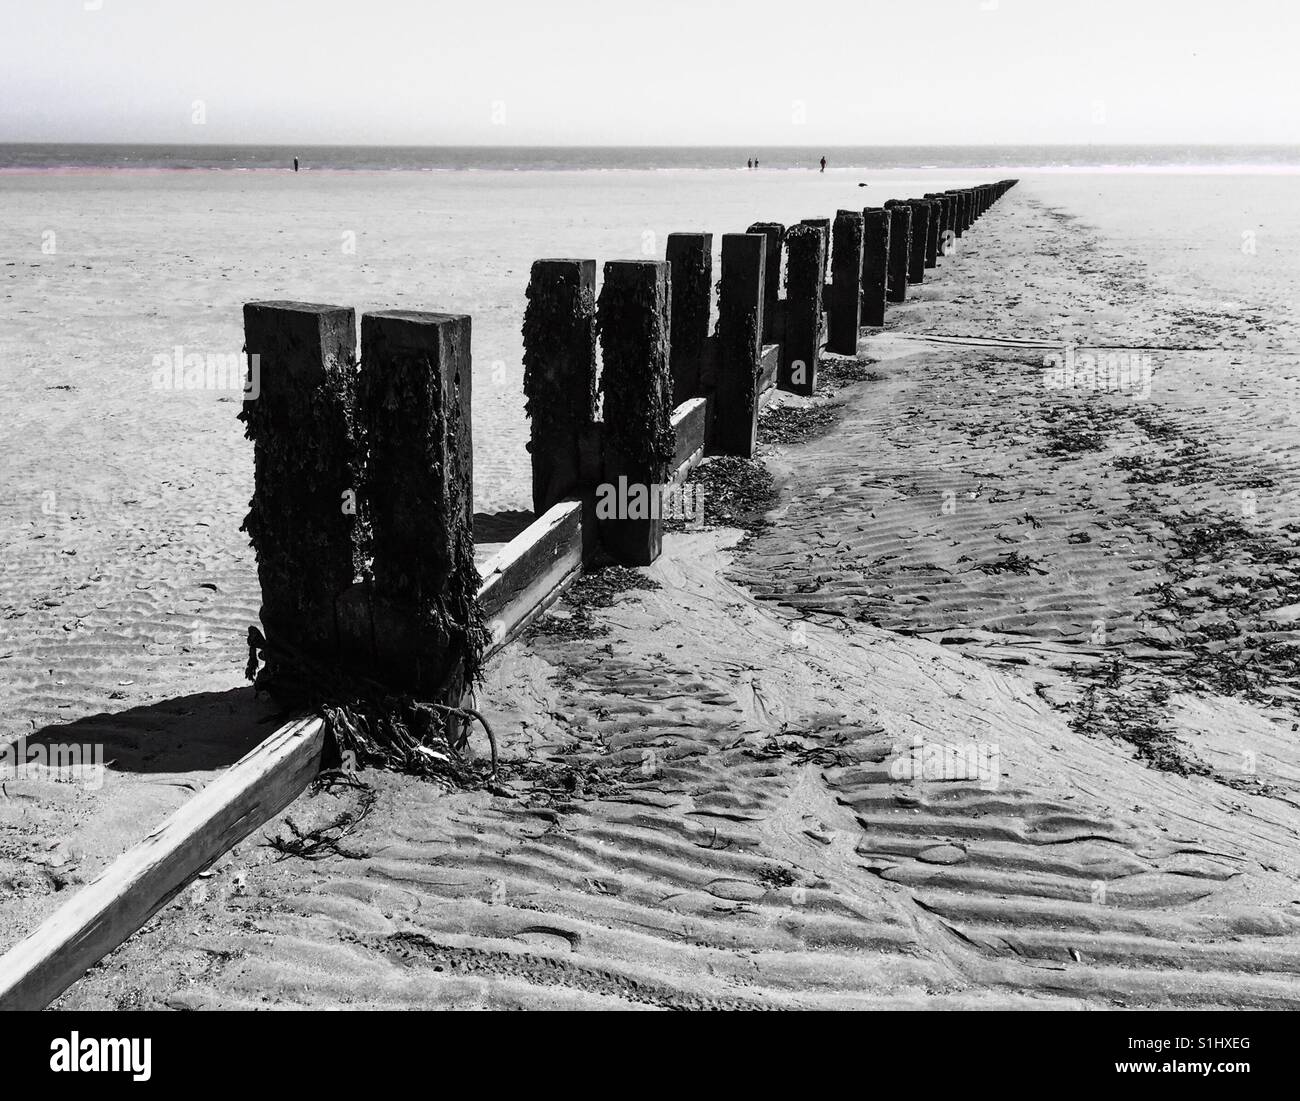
[0,177,1016,1010]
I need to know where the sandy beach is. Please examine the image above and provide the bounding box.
[5,167,1299,1008]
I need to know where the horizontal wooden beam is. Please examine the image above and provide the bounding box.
[757,343,781,412]
[668,397,707,486]
[0,715,327,1011]
[478,499,584,652]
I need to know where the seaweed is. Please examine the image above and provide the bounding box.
[759,402,842,445]
[527,565,662,642]
[596,266,675,479]
[522,263,597,434]
[356,327,487,699]
[685,456,777,533]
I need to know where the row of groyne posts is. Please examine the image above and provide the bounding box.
[241,180,1017,721]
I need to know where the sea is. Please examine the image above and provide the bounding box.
[3,143,1300,173]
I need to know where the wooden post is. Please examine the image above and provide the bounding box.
[828,209,864,355]
[665,233,713,407]
[903,200,929,284]
[596,260,674,566]
[357,310,482,705]
[240,301,363,683]
[926,194,953,255]
[800,217,831,286]
[861,208,890,326]
[886,205,912,303]
[715,233,766,458]
[885,201,918,282]
[922,199,940,268]
[746,222,784,344]
[781,223,824,396]
[522,259,597,518]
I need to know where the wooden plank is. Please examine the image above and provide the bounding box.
[478,500,584,651]
[756,343,781,410]
[668,397,707,486]
[0,715,327,1011]
[757,342,780,395]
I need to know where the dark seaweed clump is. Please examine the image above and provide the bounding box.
[527,565,662,642]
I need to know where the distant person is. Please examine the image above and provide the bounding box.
[747,158,753,170]
[754,157,759,169]
[293,157,299,173]
[820,156,826,173]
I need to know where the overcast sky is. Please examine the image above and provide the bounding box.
[2,0,1296,145]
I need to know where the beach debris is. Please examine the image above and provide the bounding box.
[267,771,377,862]
[759,402,842,445]
[675,455,777,532]
[246,626,499,784]
[1038,403,1107,455]
[977,551,1046,575]
[527,565,661,642]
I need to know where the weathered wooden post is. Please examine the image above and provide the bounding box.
[747,222,784,344]
[596,260,674,566]
[665,233,713,407]
[905,200,929,284]
[947,190,966,237]
[241,302,364,685]
[522,259,598,520]
[800,217,831,287]
[885,200,925,286]
[781,223,824,396]
[861,207,890,327]
[357,309,483,705]
[715,233,766,458]
[922,199,940,268]
[926,194,953,255]
[932,194,948,254]
[828,209,864,355]
[958,189,971,234]
[886,205,912,303]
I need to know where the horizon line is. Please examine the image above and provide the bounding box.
[4,140,1300,150]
